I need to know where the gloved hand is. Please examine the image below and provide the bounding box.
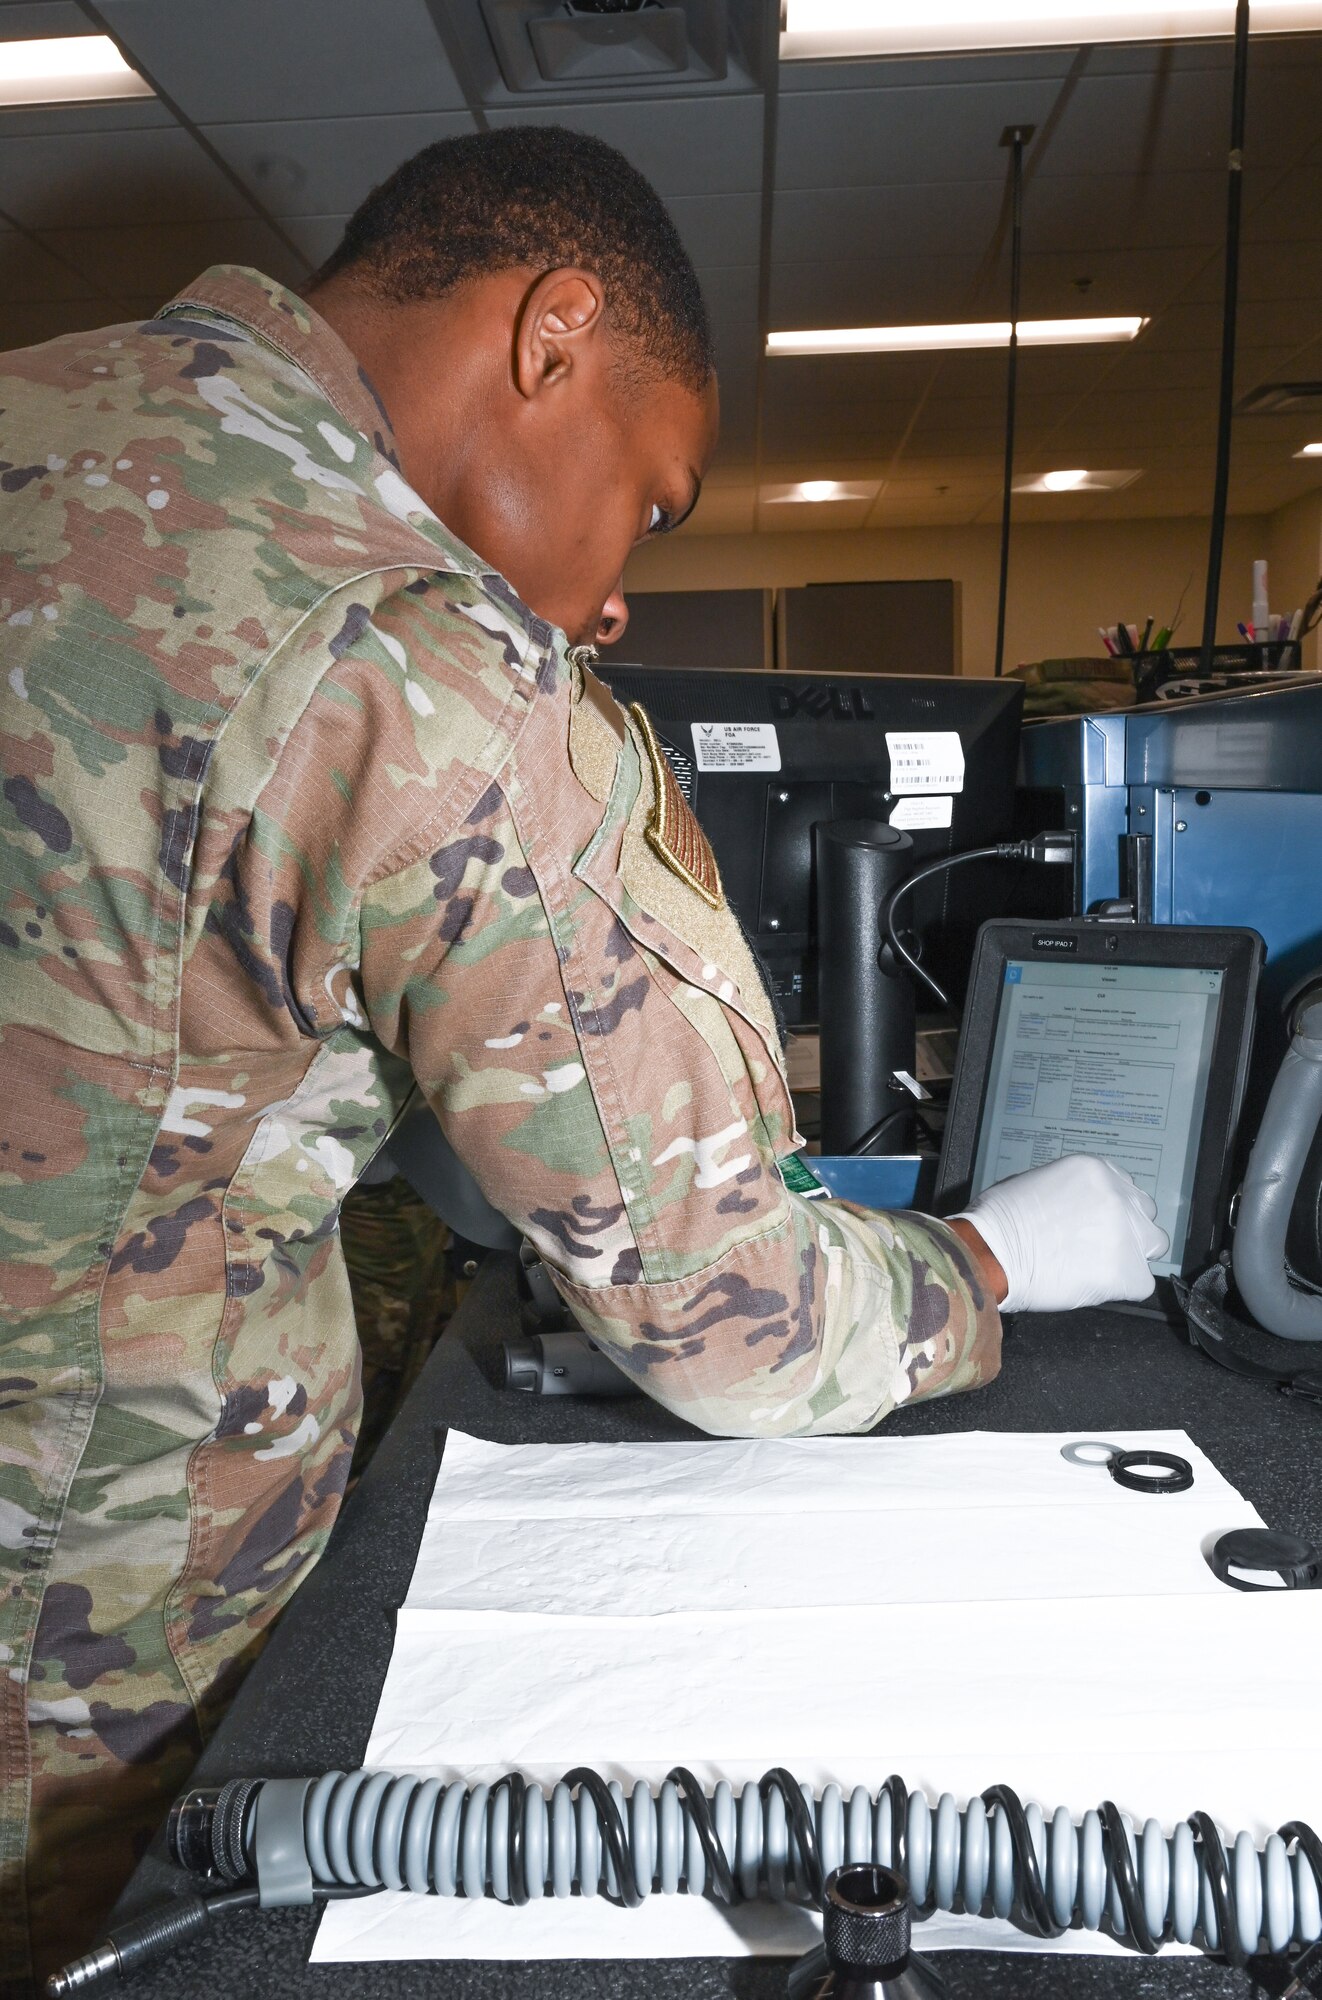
[952,1155,1170,1313]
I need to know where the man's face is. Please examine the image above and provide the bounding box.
[517,365,718,649]
[454,354,717,650]
[368,269,719,650]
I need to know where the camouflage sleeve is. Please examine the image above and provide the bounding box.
[355,629,1001,1439]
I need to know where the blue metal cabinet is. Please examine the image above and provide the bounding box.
[1018,679,1322,1014]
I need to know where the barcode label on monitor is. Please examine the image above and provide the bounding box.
[885,730,965,795]
[690,722,782,772]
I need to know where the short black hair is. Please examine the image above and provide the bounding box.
[316,126,712,393]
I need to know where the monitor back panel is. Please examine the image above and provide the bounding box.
[598,666,1023,1026]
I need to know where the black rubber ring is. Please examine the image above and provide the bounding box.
[1107,1448,1194,1494]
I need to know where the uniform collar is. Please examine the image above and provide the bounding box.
[158,264,401,468]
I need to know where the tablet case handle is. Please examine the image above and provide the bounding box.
[1233,997,1322,1341]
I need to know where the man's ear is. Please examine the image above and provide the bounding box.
[513,268,606,401]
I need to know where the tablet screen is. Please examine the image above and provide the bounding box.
[969,959,1225,1277]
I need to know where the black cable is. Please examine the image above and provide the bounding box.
[993,129,1028,679]
[564,1766,642,1908]
[885,844,1014,1012]
[667,1766,741,1905]
[1200,0,1252,671]
[848,1105,917,1158]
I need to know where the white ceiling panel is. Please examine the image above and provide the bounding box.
[775,79,1065,191]
[762,350,973,400]
[281,215,348,272]
[0,295,162,348]
[0,95,174,137]
[202,113,476,220]
[0,221,103,300]
[98,0,466,121]
[773,182,1005,266]
[0,126,252,229]
[36,217,306,300]
[1081,33,1322,77]
[1024,170,1225,252]
[487,95,764,199]
[767,245,1203,327]
[779,48,1079,94]
[1247,165,1322,243]
[758,492,876,530]
[1037,64,1319,178]
[3,10,1319,528]
[0,0,87,30]
[666,191,762,269]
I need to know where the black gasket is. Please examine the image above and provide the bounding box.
[1107,1448,1194,1494]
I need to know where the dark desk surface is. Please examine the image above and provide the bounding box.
[114,1258,1322,2000]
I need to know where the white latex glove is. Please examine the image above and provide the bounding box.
[953,1155,1169,1313]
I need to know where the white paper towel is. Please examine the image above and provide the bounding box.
[313,1427,1322,1966]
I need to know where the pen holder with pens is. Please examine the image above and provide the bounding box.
[1132,641,1304,705]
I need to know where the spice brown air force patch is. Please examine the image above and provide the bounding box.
[628,701,725,909]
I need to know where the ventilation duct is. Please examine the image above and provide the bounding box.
[480,0,728,88]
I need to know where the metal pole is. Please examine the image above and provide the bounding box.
[1200,0,1252,669]
[993,126,1031,678]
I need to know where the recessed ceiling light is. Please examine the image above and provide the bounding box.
[781,0,1322,61]
[761,478,883,505]
[766,317,1147,357]
[0,35,152,107]
[1013,468,1143,493]
[1295,443,1322,458]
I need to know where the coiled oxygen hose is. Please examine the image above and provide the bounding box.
[169,1765,1322,1968]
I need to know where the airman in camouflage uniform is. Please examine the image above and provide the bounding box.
[0,142,1002,1992]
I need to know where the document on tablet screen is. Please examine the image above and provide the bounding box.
[970,959,1224,1276]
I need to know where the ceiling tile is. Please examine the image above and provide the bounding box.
[98,0,466,121]
[0,95,174,135]
[666,191,762,269]
[37,217,307,301]
[0,126,253,229]
[758,491,875,530]
[0,1,87,32]
[768,245,1200,327]
[281,214,348,271]
[202,112,475,220]
[1037,63,1319,179]
[0,221,101,301]
[779,49,1079,94]
[775,77,1063,190]
[487,95,764,198]
[0,295,161,349]
[1024,170,1225,253]
[773,182,1004,267]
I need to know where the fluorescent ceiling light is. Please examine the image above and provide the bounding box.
[1014,468,1143,493]
[1295,443,1322,458]
[0,35,152,107]
[762,478,883,504]
[781,0,1322,60]
[767,317,1147,357]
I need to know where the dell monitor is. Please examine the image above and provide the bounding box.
[596,665,1025,1028]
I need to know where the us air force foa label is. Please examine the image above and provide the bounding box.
[885,730,965,796]
[691,722,781,773]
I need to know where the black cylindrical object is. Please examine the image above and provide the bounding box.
[815,821,916,1156]
[788,1866,947,2000]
